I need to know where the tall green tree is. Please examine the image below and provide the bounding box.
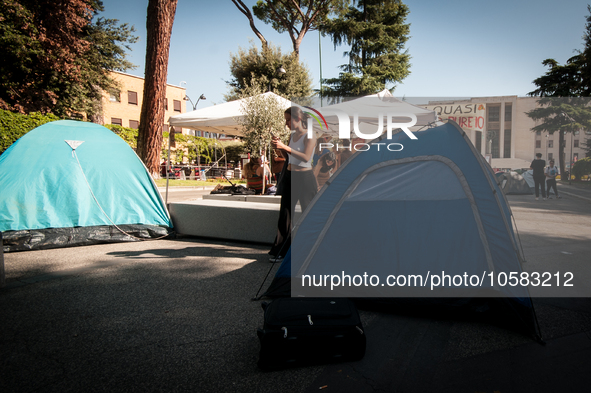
[526,97,591,177]
[528,5,591,175]
[137,0,178,176]
[252,0,348,58]
[232,0,347,58]
[226,42,313,101]
[321,0,411,97]
[529,6,591,97]
[0,0,136,117]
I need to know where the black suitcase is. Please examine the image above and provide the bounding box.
[257,298,366,370]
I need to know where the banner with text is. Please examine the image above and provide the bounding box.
[423,103,486,131]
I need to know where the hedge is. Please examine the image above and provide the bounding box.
[104,124,138,149]
[0,109,60,155]
[572,157,591,180]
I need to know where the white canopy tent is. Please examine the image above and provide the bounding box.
[168,90,437,139]
[314,89,438,138]
[167,92,293,137]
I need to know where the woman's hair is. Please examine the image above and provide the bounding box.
[244,156,260,177]
[321,152,336,169]
[285,106,308,129]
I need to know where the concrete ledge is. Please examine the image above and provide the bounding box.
[169,199,280,244]
[202,194,281,204]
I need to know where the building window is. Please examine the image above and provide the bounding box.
[109,90,121,102]
[111,118,122,126]
[535,140,541,148]
[488,106,500,122]
[504,104,512,121]
[173,99,181,112]
[474,131,482,154]
[574,139,580,148]
[128,91,138,105]
[548,153,553,160]
[503,129,511,158]
[487,129,500,158]
[548,140,554,148]
[164,98,168,111]
[536,131,541,136]
[129,120,139,129]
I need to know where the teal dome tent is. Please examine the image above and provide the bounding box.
[0,120,172,251]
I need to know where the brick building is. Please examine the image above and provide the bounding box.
[99,71,186,134]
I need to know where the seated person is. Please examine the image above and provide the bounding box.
[244,156,269,195]
[313,152,336,190]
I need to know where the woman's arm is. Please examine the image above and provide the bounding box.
[313,160,321,177]
[257,162,269,177]
[273,135,316,163]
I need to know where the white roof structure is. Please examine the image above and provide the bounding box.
[168,90,437,139]
[315,89,438,137]
[167,92,292,137]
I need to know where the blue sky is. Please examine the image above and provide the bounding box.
[99,0,591,109]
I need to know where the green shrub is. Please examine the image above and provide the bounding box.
[0,109,60,155]
[104,124,138,149]
[572,157,591,180]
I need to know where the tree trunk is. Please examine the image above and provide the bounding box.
[137,0,178,176]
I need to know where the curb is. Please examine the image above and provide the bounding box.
[158,186,217,192]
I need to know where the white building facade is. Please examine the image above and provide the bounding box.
[423,96,590,170]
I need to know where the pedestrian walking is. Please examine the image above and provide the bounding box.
[530,153,547,200]
[545,159,562,199]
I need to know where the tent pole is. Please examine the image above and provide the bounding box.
[166,126,173,205]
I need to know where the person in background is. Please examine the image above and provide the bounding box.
[268,107,318,262]
[545,159,562,199]
[313,133,332,167]
[530,153,547,200]
[313,151,336,190]
[338,139,354,167]
[243,156,268,195]
[271,149,286,184]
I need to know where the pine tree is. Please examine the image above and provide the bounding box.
[527,5,591,176]
[321,0,411,97]
[252,0,347,58]
[526,97,591,177]
[232,0,347,58]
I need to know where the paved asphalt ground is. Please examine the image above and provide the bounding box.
[1,184,591,393]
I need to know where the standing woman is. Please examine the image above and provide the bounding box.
[268,107,318,261]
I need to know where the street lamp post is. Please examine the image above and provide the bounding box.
[184,94,206,110]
